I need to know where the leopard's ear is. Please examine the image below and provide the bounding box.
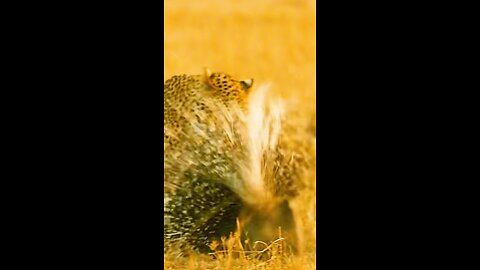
[240,78,254,91]
[204,67,213,79]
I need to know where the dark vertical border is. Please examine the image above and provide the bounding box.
[34,1,167,268]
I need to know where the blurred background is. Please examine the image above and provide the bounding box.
[164,0,316,260]
[164,0,316,112]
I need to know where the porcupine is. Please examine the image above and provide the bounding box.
[164,68,316,255]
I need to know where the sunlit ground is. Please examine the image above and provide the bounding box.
[164,0,316,268]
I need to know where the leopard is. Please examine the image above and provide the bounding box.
[163,68,315,256]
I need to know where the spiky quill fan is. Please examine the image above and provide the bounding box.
[164,69,315,255]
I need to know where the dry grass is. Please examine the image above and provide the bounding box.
[164,224,316,270]
[164,0,316,268]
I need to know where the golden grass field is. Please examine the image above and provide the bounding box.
[164,0,316,268]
